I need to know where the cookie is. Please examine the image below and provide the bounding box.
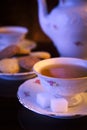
[18,56,40,71]
[0,45,20,59]
[0,58,20,73]
[30,51,51,59]
[17,46,30,55]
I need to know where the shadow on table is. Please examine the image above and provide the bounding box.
[0,78,26,97]
[18,106,87,130]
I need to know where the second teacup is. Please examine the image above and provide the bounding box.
[0,26,28,50]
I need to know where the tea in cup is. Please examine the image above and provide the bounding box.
[33,57,87,107]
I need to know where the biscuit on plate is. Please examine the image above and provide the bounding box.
[17,46,30,55]
[18,56,40,71]
[0,45,20,59]
[0,58,20,73]
[30,51,51,59]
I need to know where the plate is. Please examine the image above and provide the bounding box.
[17,77,87,118]
[0,71,36,80]
[0,38,37,80]
[0,48,51,80]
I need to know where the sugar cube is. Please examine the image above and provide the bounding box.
[50,98,68,113]
[36,92,51,108]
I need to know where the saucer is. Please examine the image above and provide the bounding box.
[17,77,87,118]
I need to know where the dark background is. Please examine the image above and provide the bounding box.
[0,0,58,42]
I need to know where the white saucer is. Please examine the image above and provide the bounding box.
[17,77,87,118]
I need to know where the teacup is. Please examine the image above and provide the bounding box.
[33,57,87,106]
[0,26,28,50]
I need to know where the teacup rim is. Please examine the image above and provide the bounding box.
[0,26,28,33]
[33,57,87,80]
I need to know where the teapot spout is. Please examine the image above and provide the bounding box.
[37,0,48,24]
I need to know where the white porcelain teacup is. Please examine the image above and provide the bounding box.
[0,26,28,50]
[33,57,87,106]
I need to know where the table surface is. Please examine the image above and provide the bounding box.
[0,42,87,130]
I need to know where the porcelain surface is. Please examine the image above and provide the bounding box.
[37,0,87,58]
[17,77,87,118]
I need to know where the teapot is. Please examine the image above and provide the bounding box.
[37,0,87,58]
